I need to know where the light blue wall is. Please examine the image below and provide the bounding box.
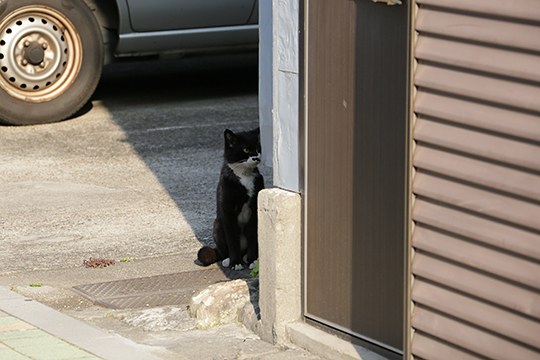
[259,0,300,193]
[259,0,273,171]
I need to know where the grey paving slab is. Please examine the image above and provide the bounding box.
[0,287,162,360]
[0,311,99,360]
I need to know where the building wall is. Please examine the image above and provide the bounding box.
[259,0,273,171]
[259,0,300,192]
[263,0,540,358]
[410,0,540,358]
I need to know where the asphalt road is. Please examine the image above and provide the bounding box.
[0,52,275,358]
[0,52,264,274]
[0,53,322,360]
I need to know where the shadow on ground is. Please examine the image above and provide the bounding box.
[89,51,269,266]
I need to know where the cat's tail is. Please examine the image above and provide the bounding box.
[197,246,221,266]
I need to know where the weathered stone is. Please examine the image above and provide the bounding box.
[189,278,260,330]
[258,188,302,344]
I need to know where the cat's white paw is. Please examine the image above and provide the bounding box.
[222,258,230,267]
[249,262,256,270]
[233,264,244,271]
[242,255,248,263]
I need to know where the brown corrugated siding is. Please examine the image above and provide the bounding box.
[411,0,540,359]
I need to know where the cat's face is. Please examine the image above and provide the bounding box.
[224,128,261,168]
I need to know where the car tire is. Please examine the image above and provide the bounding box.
[0,0,103,125]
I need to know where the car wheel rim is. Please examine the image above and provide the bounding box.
[0,6,82,103]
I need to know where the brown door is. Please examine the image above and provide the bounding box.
[304,0,410,356]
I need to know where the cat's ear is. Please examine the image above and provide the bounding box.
[251,127,261,141]
[224,129,237,147]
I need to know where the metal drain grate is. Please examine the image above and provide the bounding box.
[72,268,250,309]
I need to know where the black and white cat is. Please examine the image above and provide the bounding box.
[197,128,264,270]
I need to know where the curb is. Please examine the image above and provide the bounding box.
[0,287,164,360]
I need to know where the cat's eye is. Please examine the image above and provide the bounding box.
[243,148,250,154]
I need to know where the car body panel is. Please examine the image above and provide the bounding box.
[115,25,258,56]
[112,0,258,57]
[249,0,259,24]
[125,0,255,32]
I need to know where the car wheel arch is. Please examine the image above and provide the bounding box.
[84,0,120,64]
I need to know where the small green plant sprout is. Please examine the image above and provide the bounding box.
[250,260,259,278]
[29,282,44,287]
[119,257,135,263]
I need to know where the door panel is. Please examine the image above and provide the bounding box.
[305,0,409,355]
[126,0,255,32]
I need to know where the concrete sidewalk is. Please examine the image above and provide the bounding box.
[0,286,325,360]
[0,287,162,360]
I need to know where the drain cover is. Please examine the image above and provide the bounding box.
[72,268,250,309]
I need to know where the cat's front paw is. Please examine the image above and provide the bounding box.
[249,262,256,270]
[222,258,244,271]
[232,263,245,271]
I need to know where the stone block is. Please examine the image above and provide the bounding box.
[190,279,259,330]
[258,188,302,344]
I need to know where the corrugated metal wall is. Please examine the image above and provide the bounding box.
[411,0,540,359]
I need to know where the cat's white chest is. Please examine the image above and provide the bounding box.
[229,164,256,198]
[238,174,255,198]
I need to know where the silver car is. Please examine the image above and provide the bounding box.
[0,0,258,125]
